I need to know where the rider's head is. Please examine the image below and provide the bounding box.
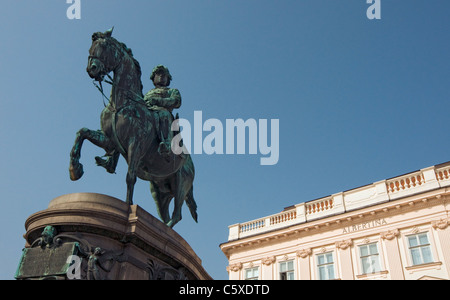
[150,65,172,87]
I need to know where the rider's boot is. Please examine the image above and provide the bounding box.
[158,140,172,162]
[95,151,119,174]
[157,123,172,160]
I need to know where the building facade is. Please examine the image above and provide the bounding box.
[220,162,450,280]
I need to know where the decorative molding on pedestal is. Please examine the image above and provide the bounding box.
[17,193,212,280]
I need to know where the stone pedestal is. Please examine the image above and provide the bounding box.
[16,193,212,280]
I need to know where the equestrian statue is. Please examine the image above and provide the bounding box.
[69,28,197,228]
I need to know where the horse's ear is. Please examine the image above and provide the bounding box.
[105,27,114,37]
[92,32,101,41]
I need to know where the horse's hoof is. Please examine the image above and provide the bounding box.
[166,218,179,228]
[69,163,84,181]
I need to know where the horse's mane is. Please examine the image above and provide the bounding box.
[92,32,144,96]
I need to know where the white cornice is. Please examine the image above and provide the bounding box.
[220,187,449,255]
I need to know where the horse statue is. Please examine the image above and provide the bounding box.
[69,28,197,228]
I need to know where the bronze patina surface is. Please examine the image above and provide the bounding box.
[69,29,196,228]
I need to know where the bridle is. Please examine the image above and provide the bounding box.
[92,75,113,108]
[89,53,144,110]
[87,39,185,179]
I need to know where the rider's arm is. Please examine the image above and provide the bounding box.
[152,89,181,109]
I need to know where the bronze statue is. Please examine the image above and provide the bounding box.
[69,28,197,228]
[144,65,181,157]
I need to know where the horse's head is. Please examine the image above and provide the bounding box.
[87,28,120,81]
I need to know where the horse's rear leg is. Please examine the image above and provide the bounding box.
[69,128,110,181]
[125,140,143,205]
[167,173,186,228]
[150,181,171,223]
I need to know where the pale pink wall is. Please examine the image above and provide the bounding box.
[223,189,450,280]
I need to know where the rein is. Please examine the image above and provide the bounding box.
[93,79,109,108]
[92,75,129,158]
[92,73,148,159]
[93,74,146,111]
[92,75,183,179]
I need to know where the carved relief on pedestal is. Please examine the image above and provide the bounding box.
[16,226,125,280]
[147,259,188,280]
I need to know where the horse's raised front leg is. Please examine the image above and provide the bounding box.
[69,128,110,181]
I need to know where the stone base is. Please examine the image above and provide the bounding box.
[17,193,212,280]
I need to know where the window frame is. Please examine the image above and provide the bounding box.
[278,260,295,280]
[316,252,335,280]
[406,232,434,266]
[244,266,260,280]
[358,242,382,274]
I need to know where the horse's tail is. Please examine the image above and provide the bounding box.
[186,186,198,223]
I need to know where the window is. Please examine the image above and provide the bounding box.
[317,253,335,280]
[407,233,433,265]
[245,267,259,280]
[279,260,294,280]
[359,243,381,274]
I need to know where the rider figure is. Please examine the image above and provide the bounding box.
[144,65,181,156]
[95,65,181,173]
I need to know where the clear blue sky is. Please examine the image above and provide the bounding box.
[1,0,449,280]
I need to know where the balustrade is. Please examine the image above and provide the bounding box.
[240,219,265,233]
[436,166,450,181]
[229,163,450,241]
[270,210,296,225]
[386,172,424,193]
[306,198,334,215]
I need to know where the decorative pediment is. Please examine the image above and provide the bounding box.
[418,275,446,280]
